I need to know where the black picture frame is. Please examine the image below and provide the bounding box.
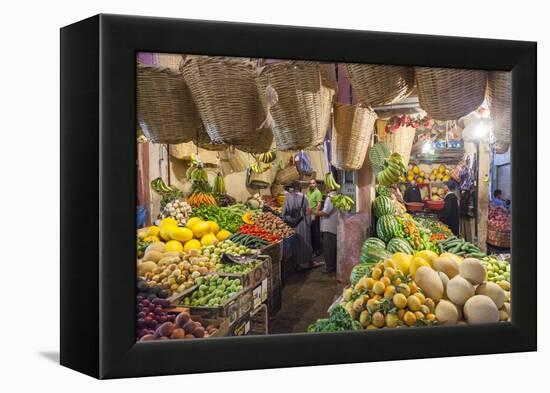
[60,14,536,379]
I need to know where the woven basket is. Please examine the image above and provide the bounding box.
[331,103,377,170]
[487,223,511,248]
[494,141,510,154]
[487,71,512,144]
[249,169,273,188]
[416,67,488,120]
[345,64,414,107]
[275,165,300,185]
[256,61,334,151]
[379,125,416,167]
[137,63,201,144]
[182,56,267,147]
[169,143,195,160]
[219,147,249,173]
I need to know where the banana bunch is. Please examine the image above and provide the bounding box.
[250,161,263,173]
[331,194,355,212]
[259,150,276,164]
[213,172,226,194]
[150,177,172,194]
[324,172,341,192]
[376,153,406,187]
[186,165,208,182]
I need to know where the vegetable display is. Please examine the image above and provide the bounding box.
[215,260,261,274]
[228,233,271,249]
[253,212,294,238]
[198,240,254,266]
[179,274,243,307]
[161,199,192,226]
[488,204,511,231]
[307,304,362,332]
[436,236,486,258]
[191,204,245,233]
[239,224,280,243]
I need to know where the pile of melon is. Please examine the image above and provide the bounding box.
[413,255,510,325]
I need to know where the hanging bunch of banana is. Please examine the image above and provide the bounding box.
[213,172,226,194]
[324,172,341,192]
[186,153,208,182]
[331,194,355,212]
[376,152,406,186]
[150,177,172,194]
[258,150,276,164]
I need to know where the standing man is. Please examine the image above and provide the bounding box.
[307,179,323,257]
[438,180,460,236]
[404,179,422,203]
[312,191,338,274]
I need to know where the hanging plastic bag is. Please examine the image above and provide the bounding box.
[295,151,313,175]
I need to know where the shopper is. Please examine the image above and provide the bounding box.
[404,180,422,203]
[438,180,460,236]
[306,179,323,257]
[312,191,338,274]
[282,181,314,271]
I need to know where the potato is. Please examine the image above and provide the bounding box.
[433,257,459,278]
[459,258,486,285]
[143,250,164,263]
[476,282,506,308]
[464,295,499,324]
[435,300,459,325]
[446,276,475,305]
[414,266,444,301]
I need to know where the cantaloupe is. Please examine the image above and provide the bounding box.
[433,257,459,278]
[439,272,450,290]
[464,295,499,324]
[435,300,459,325]
[476,282,506,308]
[446,276,475,305]
[143,250,164,263]
[138,261,157,277]
[459,258,486,285]
[414,266,444,301]
[145,241,166,254]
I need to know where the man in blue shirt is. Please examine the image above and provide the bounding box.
[491,189,507,208]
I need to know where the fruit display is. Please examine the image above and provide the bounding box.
[488,204,511,231]
[138,225,161,244]
[252,212,294,238]
[481,256,511,291]
[160,199,192,226]
[376,214,403,242]
[373,195,395,218]
[215,260,261,274]
[228,233,271,249]
[191,204,245,233]
[239,224,280,243]
[430,185,447,201]
[178,274,244,307]
[140,308,221,341]
[414,216,453,240]
[386,238,414,254]
[331,193,355,212]
[136,278,173,340]
[196,240,255,266]
[324,172,341,192]
[307,304,361,332]
[436,236,486,258]
[359,238,392,265]
[138,242,216,295]
[151,177,186,210]
[212,172,226,195]
[428,164,450,182]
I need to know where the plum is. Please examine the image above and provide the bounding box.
[137,318,146,328]
[175,312,190,328]
[137,311,146,319]
[193,326,205,338]
[170,328,186,339]
[157,322,175,337]
[183,321,196,334]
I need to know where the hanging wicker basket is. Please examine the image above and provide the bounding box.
[275,165,300,185]
[379,125,416,168]
[487,71,512,144]
[256,61,335,151]
[345,64,414,107]
[416,67,487,120]
[137,63,202,144]
[331,103,377,170]
[219,147,249,173]
[182,56,268,147]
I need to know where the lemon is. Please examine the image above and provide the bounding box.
[216,229,232,241]
[206,221,220,234]
[415,250,438,266]
[192,221,211,238]
[170,227,193,242]
[159,224,176,241]
[185,217,202,229]
[165,240,183,252]
[148,225,160,237]
[201,233,218,246]
[183,239,202,253]
[160,217,178,228]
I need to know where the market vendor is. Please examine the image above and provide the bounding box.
[438,180,460,236]
[404,180,422,203]
[491,189,508,209]
[311,191,338,274]
[307,179,323,257]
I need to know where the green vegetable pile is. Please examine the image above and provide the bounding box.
[228,233,271,249]
[191,204,247,232]
[179,274,243,307]
[215,261,261,274]
[307,304,362,333]
[436,236,486,258]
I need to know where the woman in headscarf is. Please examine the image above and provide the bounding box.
[282,180,313,271]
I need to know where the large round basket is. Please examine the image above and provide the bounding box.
[256,62,335,151]
[331,103,377,170]
[378,124,416,168]
[345,64,414,107]
[487,71,512,144]
[137,63,202,144]
[182,56,266,147]
[415,67,487,120]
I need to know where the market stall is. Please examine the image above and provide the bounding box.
[135,53,512,340]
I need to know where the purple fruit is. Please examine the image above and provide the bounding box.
[137,318,146,328]
[137,311,146,319]
[167,315,176,322]
[136,295,144,302]
[157,322,175,337]
[158,315,167,323]
[193,326,205,338]
[174,312,190,328]
[140,334,156,342]
[183,321,196,334]
[142,299,150,307]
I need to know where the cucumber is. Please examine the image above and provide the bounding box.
[455,250,466,256]
[441,236,457,245]
[450,243,463,253]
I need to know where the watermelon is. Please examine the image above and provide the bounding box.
[360,245,393,265]
[375,185,392,198]
[373,195,395,218]
[387,238,414,254]
[376,214,400,242]
[350,264,371,286]
[361,237,386,254]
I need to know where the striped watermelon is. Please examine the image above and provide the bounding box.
[387,238,413,254]
[350,264,371,286]
[373,195,395,217]
[361,237,386,254]
[376,214,400,242]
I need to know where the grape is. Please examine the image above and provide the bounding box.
[142,299,150,307]
[137,311,146,319]
[136,295,144,302]
[137,318,146,328]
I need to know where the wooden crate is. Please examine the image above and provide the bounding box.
[250,304,269,335]
[261,242,282,313]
